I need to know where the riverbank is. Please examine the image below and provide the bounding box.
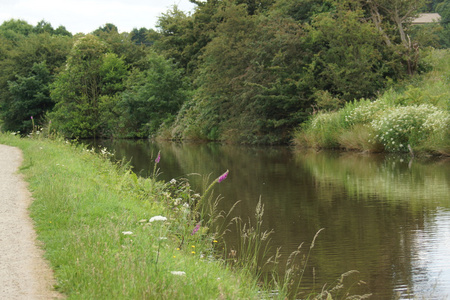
[293,49,450,156]
[0,144,63,299]
[0,134,262,299]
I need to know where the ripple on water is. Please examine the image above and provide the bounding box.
[395,208,450,300]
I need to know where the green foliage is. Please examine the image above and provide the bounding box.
[100,53,128,94]
[295,49,450,155]
[0,19,33,41]
[298,112,345,149]
[119,52,187,138]
[49,35,128,138]
[0,22,72,133]
[93,23,148,69]
[436,0,450,47]
[33,20,72,37]
[177,3,314,144]
[304,5,390,101]
[4,62,52,133]
[154,6,197,73]
[271,0,335,22]
[0,1,442,144]
[130,27,155,46]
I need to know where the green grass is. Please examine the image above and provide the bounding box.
[0,133,261,299]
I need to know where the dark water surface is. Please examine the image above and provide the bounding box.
[88,139,450,299]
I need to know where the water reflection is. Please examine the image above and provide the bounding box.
[86,140,450,299]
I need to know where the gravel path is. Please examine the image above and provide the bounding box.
[0,144,63,299]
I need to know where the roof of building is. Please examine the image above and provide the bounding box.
[411,13,441,24]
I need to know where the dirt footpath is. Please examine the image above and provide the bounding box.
[0,144,63,299]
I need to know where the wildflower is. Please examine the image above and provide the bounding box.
[191,251,196,254]
[122,231,133,235]
[170,178,176,184]
[155,151,161,164]
[213,240,218,243]
[171,271,186,276]
[218,170,229,183]
[31,116,33,120]
[149,216,167,222]
[191,223,201,235]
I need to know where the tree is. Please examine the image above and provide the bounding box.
[182,3,312,143]
[363,0,429,75]
[32,20,72,37]
[49,34,128,138]
[271,0,335,22]
[0,24,72,132]
[3,62,52,133]
[303,2,389,102]
[436,0,450,47]
[235,0,275,15]
[130,27,154,45]
[93,23,148,69]
[119,52,187,137]
[0,19,33,41]
[154,5,198,73]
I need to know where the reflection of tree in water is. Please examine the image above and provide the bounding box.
[295,150,450,298]
[85,140,450,298]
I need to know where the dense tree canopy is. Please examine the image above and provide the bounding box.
[0,20,72,131]
[0,0,444,143]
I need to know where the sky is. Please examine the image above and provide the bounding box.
[0,0,197,34]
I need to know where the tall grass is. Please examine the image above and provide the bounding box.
[293,49,450,156]
[0,133,261,299]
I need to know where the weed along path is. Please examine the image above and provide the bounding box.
[0,144,62,299]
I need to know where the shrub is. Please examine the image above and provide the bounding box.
[370,104,449,152]
[343,99,388,126]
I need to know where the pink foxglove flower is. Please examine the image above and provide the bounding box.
[155,151,161,163]
[191,222,201,235]
[218,170,229,183]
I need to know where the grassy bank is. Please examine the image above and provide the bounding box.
[294,49,450,156]
[0,134,262,299]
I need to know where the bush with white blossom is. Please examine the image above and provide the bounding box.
[370,104,449,152]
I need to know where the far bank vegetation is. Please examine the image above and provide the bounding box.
[0,0,449,151]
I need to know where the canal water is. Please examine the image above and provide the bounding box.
[87,139,450,299]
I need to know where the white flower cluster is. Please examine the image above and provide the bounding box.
[149,215,167,222]
[370,104,444,151]
[344,99,387,125]
[422,110,450,134]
